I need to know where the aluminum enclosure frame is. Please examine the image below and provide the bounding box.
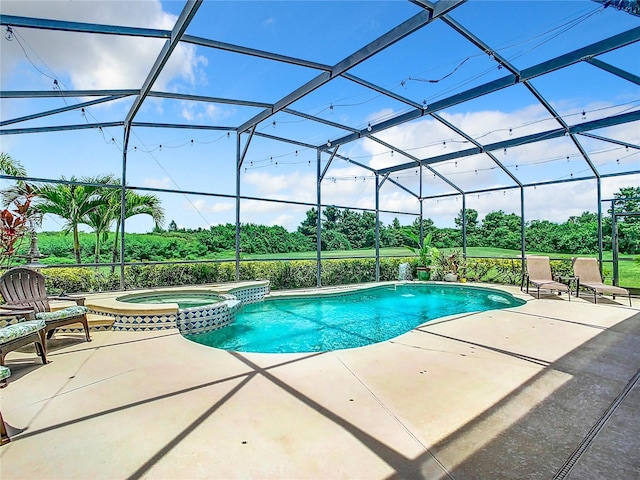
[1,0,639,288]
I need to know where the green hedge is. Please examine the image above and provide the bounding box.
[4,256,544,295]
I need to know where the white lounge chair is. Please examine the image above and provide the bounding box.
[572,257,631,306]
[523,255,571,300]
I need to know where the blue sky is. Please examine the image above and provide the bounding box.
[1,0,638,234]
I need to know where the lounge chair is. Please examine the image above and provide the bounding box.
[523,255,571,300]
[572,257,632,306]
[0,267,91,343]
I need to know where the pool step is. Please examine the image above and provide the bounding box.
[55,313,115,333]
[87,313,115,329]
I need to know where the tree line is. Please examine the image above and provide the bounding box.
[2,152,638,265]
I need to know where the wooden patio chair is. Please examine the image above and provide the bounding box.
[572,257,632,306]
[0,267,91,343]
[522,255,571,300]
[0,309,48,366]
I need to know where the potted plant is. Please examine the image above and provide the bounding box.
[404,231,439,281]
[434,249,466,282]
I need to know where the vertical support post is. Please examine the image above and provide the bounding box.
[597,180,603,276]
[119,125,130,290]
[461,194,467,257]
[611,200,617,284]
[520,186,526,274]
[235,132,241,281]
[419,165,424,243]
[375,173,380,282]
[316,149,322,288]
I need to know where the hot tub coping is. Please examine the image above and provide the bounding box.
[84,281,270,315]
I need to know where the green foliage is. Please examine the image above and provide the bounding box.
[432,249,466,280]
[403,231,437,267]
[42,267,97,294]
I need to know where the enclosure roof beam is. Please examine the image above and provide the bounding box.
[386,177,420,199]
[525,82,600,178]
[341,73,425,110]
[377,109,640,174]
[253,131,320,150]
[125,0,202,126]
[149,91,273,109]
[429,16,524,187]
[182,35,332,71]
[0,89,138,98]
[430,112,522,187]
[439,14,520,78]
[521,26,640,79]
[283,108,362,134]
[0,14,346,74]
[329,154,377,174]
[423,168,640,199]
[331,26,640,148]
[0,122,123,135]
[0,95,127,127]
[0,14,169,38]
[282,107,460,192]
[577,132,640,150]
[320,147,340,181]
[586,58,640,85]
[410,0,468,17]
[131,122,234,131]
[238,2,465,134]
[365,134,463,193]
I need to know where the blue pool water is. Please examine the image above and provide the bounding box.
[184,284,524,353]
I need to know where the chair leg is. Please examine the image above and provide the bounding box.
[81,315,91,342]
[37,330,48,364]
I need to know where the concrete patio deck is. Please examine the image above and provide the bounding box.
[1,284,638,479]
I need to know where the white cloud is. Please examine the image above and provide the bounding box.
[143,177,172,189]
[180,101,234,122]
[1,1,206,91]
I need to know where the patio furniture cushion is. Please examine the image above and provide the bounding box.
[36,305,88,322]
[0,365,9,381]
[0,320,46,344]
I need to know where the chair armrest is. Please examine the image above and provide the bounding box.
[49,295,85,306]
[554,275,577,283]
[0,306,35,320]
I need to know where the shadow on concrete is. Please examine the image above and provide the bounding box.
[383,310,640,480]
[5,308,639,479]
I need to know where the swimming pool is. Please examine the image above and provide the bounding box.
[184,284,525,353]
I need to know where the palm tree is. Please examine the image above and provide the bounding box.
[110,191,165,270]
[82,174,120,264]
[0,153,27,177]
[34,176,105,264]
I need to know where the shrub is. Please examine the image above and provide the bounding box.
[42,267,96,294]
[19,255,534,296]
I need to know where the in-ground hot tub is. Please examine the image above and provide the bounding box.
[117,291,226,309]
[84,282,270,332]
